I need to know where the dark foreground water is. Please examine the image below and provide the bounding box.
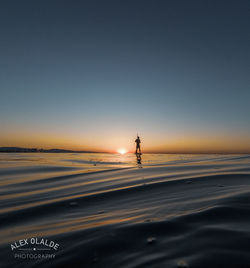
[1,153,250,268]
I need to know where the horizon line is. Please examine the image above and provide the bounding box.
[0,146,250,155]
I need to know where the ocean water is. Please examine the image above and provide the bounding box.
[1,153,250,268]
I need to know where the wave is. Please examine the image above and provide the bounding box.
[1,153,250,267]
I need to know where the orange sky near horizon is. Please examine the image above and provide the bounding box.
[1,127,250,154]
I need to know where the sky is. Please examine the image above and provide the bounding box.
[0,0,250,153]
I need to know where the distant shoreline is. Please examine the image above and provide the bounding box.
[0,147,249,154]
[0,147,98,153]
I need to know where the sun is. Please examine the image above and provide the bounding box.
[117,148,127,155]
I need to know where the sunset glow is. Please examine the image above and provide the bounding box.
[117,148,127,155]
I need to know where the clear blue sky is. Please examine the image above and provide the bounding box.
[1,0,250,153]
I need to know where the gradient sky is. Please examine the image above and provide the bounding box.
[0,0,250,153]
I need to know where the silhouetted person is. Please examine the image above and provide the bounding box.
[135,135,141,154]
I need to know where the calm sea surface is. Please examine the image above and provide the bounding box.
[1,153,250,268]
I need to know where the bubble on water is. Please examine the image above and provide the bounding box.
[69,201,78,207]
[177,260,189,267]
[146,237,156,244]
